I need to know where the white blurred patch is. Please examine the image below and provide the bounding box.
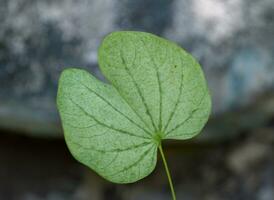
[166,0,244,42]
[2,0,116,65]
[37,0,116,65]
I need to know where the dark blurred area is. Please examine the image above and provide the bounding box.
[0,0,273,199]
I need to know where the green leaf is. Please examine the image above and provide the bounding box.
[57,31,211,184]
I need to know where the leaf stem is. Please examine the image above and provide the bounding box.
[159,144,177,200]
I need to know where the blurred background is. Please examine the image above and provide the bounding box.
[0,0,273,199]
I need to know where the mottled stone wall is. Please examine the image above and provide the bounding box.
[0,0,273,136]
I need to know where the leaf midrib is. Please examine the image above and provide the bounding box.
[139,38,169,133]
[120,48,158,132]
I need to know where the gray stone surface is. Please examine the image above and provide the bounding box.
[0,0,274,136]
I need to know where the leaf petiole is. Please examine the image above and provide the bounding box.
[159,144,177,200]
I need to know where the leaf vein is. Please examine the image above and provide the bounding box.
[71,140,151,153]
[68,97,150,140]
[79,82,152,137]
[139,38,169,132]
[163,57,184,134]
[165,91,207,136]
[108,144,155,178]
[120,49,157,132]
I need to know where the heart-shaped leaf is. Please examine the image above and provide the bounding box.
[57,31,211,184]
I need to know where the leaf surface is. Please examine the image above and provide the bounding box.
[57,31,211,183]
